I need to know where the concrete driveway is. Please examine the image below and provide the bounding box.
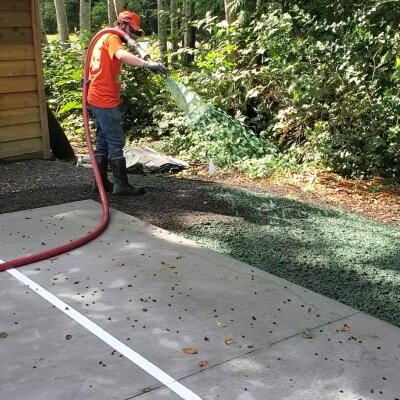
[1,200,399,399]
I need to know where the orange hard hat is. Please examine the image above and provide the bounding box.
[118,11,144,36]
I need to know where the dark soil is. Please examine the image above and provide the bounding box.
[1,159,398,229]
[0,160,236,228]
[0,159,312,230]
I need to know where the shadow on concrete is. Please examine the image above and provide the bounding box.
[178,187,400,327]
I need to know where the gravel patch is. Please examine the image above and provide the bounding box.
[0,160,93,213]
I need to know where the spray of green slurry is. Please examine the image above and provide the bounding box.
[165,77,266,164]
[165,77,210,124]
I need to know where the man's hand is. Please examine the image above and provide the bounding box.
[143,61,168,77]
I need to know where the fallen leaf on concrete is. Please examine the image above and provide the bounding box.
[199,359,208,368]
[301,328,312,339]
[0,180,12,188]
[0,332,8,339]
[183,347,198,354]
[161,261,176,269]
[216,321,226,328]
[142,387,152,393]
[115,262,125,267]
[224,338,234,345]
[340,323,351,332]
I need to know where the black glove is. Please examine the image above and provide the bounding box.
[143,60,168,77]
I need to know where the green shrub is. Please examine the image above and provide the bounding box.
[91,1,108,31]
[43,41,84,135]
[43,39,160,140]
[44,1,400,181]
[152,4,400,179]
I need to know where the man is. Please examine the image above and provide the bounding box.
[88,11,167,196]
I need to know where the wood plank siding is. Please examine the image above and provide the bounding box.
[0,0,50,160]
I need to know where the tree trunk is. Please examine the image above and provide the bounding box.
[224,0,237,25]
[113,0,125,16]
[157,0,168,65]
[256,0,264,15]
[53,0,69,47]
[39,6,49,45]
[79,0,91,35]
[183,0,195,65]
[170,0,179,61]
[281,0,290,12]
[108,0,117,25]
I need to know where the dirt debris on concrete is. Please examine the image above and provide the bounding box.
[1,159,399,327]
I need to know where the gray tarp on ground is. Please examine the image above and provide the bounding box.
[124,147,189,174]
[77,147,189,174]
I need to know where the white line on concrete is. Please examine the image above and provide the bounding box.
[2,263,203,400]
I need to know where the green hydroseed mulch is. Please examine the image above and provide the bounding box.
[178,187,400,327]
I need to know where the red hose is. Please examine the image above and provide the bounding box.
[0,28,127,272]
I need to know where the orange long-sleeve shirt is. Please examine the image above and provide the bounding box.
[87,33,124,108]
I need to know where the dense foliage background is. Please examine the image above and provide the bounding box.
[42,0,400,180]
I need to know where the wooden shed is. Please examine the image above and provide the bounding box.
[0,0,50,161]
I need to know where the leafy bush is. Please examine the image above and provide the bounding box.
[43,41,84,135]
[43,39,160,140]
[91,1,108,31]
[40,0,57,34]
[152,4,400,179]
[44,1,400,181]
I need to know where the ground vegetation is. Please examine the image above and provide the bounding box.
[41,0,400,182]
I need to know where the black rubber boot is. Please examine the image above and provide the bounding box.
[92,154,114,193]
[110,157,145,196]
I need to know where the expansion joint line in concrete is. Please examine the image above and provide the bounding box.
[2,263,203,400]
[126,310,361,398]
